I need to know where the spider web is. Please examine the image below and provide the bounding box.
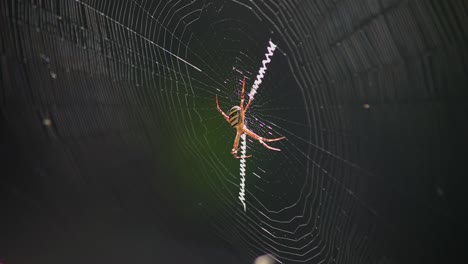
[5,0,380,262]
[4,0,460,263]
[111,1,378,262]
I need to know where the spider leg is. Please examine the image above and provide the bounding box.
[216,95,230,123]
[259,139,281,152]
[231,132,252,159]
[240,76,254,114]
[244,98,253,113]
[243,127,285,152]
[240,76,246,111]
[262,136,286,143]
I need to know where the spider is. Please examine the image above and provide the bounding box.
[216,77,286,159]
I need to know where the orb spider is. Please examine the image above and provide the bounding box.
[216,77,286,159]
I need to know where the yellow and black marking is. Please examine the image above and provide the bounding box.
[228,106,241,127]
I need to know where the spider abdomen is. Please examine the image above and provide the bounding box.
[228,106,241,127]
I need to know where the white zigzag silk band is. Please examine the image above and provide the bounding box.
[248,40,277,100]
[238,133,247,212]
[238,40,277,212]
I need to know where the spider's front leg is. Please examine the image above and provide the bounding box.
[240,76,246,110]
[231,132,252,159]
[215,95,230,123]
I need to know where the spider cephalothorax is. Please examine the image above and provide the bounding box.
[216,77,285,159]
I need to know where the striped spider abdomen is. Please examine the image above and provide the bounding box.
[228,106,241,127]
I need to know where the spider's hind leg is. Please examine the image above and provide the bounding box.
[231,132,252,159]
[231,149,252,159]
[243,127,286,152]
[262,136,286,143]
[260,136,286,151]
[258,138,281,152]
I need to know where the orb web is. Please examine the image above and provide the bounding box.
[3,0,411,263]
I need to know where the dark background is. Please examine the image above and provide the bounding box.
[1,0,467,263]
